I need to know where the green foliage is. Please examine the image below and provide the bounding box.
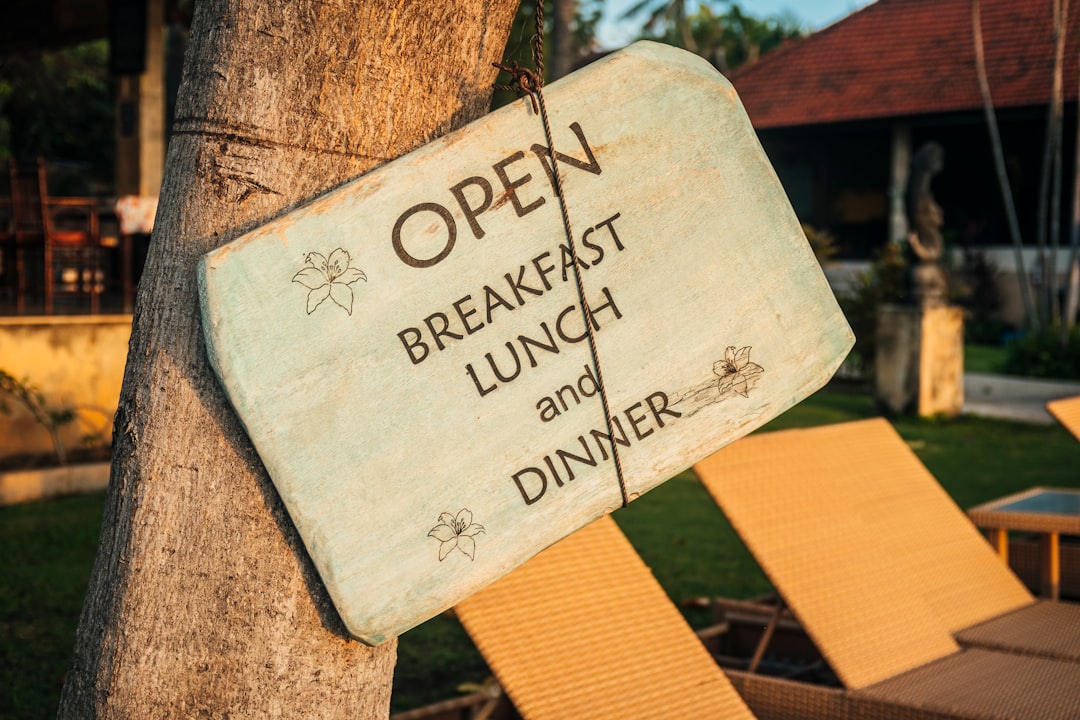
[687,2,803,71]
[1004,325,1080,380]
[0,41,114,192]
[621,0,803,71]
[802,223,839,264]
[574,0,604,53]
[954,249,1009,345]
[838,243,907,377]
[493,0,604,109]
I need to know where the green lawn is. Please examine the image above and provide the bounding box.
[4,388,1079,717]
[0,492,105,719]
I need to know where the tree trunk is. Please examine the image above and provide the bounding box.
[1049,0,1071,329]
[57,1,518,717]
[972,0,1036,329]
[551,0,577,79]
[1065,47,1080,337]
[1039,0,1069,327]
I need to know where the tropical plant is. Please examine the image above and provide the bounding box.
[1003,324,1080,379]
[0,40,113,192]
[838,243,907,379]
[954,249,1007,344]
[620,0,802,70]
[802,223,840,264]
[493,0,603,107]
[621,0,700,52]
[685,3,802,71]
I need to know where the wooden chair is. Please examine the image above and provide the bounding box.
[8,157,101,314]
[694,419,1080,720]
[454,515,757,720]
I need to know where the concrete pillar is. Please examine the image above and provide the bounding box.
[876,304,964,418]
[115,0,165,197]
[888,124,912,245]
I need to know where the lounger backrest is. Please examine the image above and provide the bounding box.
[824,418,1033,631]
[695,424,960,689]
[1048,396,1080,441]
[455,515,757,720]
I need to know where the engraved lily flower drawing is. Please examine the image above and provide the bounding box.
[714,345,764,398]
[292,248,367,315]
[429,509,486,561]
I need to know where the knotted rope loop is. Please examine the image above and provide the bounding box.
[492,61,542,113]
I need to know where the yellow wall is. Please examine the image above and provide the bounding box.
[0,316,131,461]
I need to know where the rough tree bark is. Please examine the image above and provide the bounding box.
[57,1,518,716]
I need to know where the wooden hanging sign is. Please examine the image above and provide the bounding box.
[198,41,854,644]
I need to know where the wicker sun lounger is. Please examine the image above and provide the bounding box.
[703,418,1080,663]
[694,420,1080,720]
[1048,395,1080,441]
[454,515,757,720]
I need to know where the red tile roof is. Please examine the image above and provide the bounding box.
[730,0,1080,128]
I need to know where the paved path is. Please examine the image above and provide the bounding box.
[964,372,1080,425]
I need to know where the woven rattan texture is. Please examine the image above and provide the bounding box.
[699,419,1033,630]
[1048,395,1080,441]
[694,423,959,689]
[956,599,1080,662]
[814,419,1033,631]
[726,670,848,720]
[1009,537,1080,597]
[454,515,756,720]
[760,420,1080,664]
[860,647,1080,719]
[731,653,1080,720]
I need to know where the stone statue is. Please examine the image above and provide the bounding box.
[905,142,947,307]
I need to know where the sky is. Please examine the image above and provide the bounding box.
[595,0,875,48]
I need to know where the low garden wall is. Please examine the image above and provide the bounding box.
[0,315,131,464]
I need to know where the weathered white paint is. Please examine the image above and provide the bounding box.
[198,41,854,644]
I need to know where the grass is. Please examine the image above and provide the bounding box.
[0,492,104,719]
[3,387,1080,716]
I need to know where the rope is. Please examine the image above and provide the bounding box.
[494,3,631,508]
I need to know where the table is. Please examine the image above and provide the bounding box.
[968,487,1080,600]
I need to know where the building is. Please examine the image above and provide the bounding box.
[728,0,1080,326]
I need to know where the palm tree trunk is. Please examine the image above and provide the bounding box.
[551,0,578,80]
[1064,48,1080,339]
[1038,0,1070,328]
[56,1,518,716]
[1048,0,1070,328]
[973,0,1036,329]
